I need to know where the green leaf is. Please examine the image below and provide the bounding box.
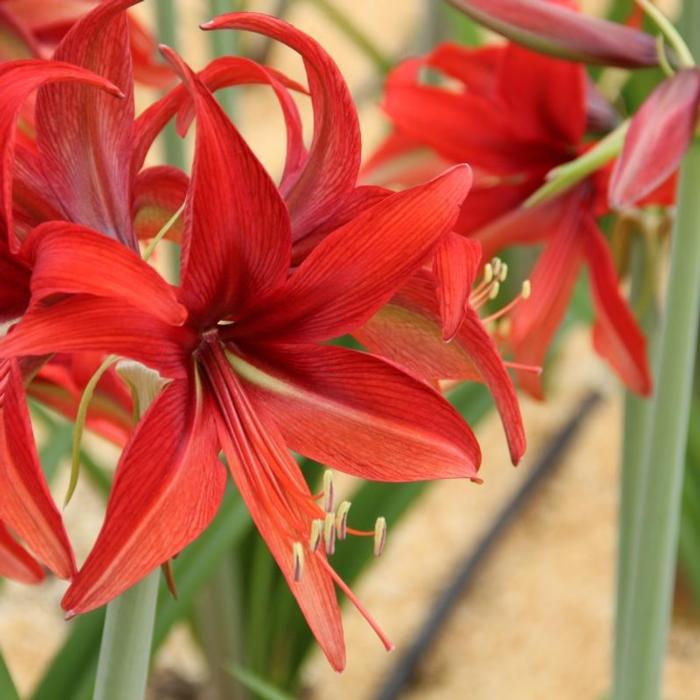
[0,651,20,700]
[228,665,295,700]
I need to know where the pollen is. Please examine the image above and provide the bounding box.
[336,501,351,540]
[292,542,305,582]
[374,517,387,557]
[322,469,335,512]
[309,518,323,552]
[323,512,336,555]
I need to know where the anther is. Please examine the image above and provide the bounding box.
[374,517,387,557]
[488,281,500,300]
[292,542,305,582]
[491,257,502,278]
[483,262,494,284]
[322,470,335,512]
[498,262,508,282]
[336,501,352,540]
[309,519,324,552]
[521,280,531,299]
[323,513,336,555]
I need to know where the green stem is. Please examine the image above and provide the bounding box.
[306,0,392,73]
[613,234,659,688]
[613,3,700,691]
[92,572,160,700]
[525,121,628,207]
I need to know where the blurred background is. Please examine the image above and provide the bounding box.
[3,1,700,699]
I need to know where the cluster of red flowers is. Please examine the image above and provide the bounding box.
[0,0,693,671]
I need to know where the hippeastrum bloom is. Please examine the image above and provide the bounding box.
[0,0,172,86]
[610,68,700,208]
[366,41,653,398]
[1,44,478,669]
[447,0,661,68]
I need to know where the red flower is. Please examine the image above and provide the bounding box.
[1,34,476,669]
[0,521,44,584]
[0,0,173,87]
[368,41,652,398]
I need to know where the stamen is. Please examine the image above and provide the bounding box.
[309,519,324,552]
[491,257,502,278]
[483,262,494,284]
[292,542,305,582]
[504,361,543,375]
[498,262,508,283]
[322,470,335,512]
[374,517,387,557]
[323,513,336,555]
[481,279,532,324]
[336,501,352,540]
[488,280,500,300]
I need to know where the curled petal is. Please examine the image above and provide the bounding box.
[0,59,122,250]
[448,0,660,68]
[202,13,361,241]
[0,237,30,322]
[0,359,75,578]
[610,69,700,208]
[63,378,227,614]
[228,342,482,480]
[35,0,139,248]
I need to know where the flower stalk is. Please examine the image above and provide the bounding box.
[613,3,700,695]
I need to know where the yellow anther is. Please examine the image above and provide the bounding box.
[323,513,336,555]
[309,519,324,552]
[491,257,502,278]
[488,281,501,300]
[483,263,494,284]
[521,280,532,299]
[374,517,387,557]
[322,469,335,512]
[336,501,352,540]
[292,542,305,582]
[498,262,508,283]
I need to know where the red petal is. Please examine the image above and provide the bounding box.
[202,13,362,242]
[132,54,306,179]
[0,522,44,584]
[0,59,122,250]
[583,219,652,395]
[0,296,193,379]
[228,342,481,480]
[62,377,226,614]
[23,221,187,325]
[497,43,586,146]
[0,237,30,321]
[508,196,585,398]
[203,341,346,671]
[35,0,138,248]
[610,69,700,208]
[132,165,187,243]
[427,43,502,97]
[433,233,483,340]
[356,271,525,464]
[231,165,472,343]
[0,358,75,578]
[449,0,659,67]
[126,14,175,89]
[160,47,292,325]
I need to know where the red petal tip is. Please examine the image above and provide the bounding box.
[64,609,77,621]
[200,20,216,29]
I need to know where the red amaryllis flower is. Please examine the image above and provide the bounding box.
[1,42,477,669]
[367,41,652,398]
[0,0,172,86]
